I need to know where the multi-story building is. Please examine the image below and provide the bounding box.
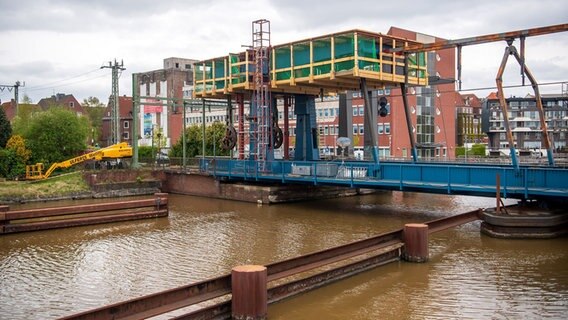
[482,92,568,153]
[37,93,84,116]
[101,96,133,146]
[385,27,457,159]
[136,57,198,147]
[456,93,484,146]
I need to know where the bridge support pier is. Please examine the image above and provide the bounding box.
[481,203,568,239]
[403,223,429,262]
[231,265,268,320]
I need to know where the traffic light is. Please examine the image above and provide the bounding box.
[378,97,388,117]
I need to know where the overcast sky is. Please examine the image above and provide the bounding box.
[0,0,566,105]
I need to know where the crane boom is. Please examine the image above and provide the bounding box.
[25,143,133,180]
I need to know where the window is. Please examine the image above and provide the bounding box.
[123,131,129,140]
[359,126,364,135]
[185,64,192,70]
[123,121,129,128]
[69,102,74,108]
[353,107,358,116]
[353,126,358,135]
[378,123,384,134]
[385,123,391,134]
[324,126,329,135]
[175,63,179,68]
[358,107,364,116]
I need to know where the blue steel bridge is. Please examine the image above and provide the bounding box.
[186,22,568,203]
[202,158,568,201]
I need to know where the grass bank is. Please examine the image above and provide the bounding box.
[0,172,91,203]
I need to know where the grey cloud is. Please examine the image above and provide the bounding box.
[0,0,224,32]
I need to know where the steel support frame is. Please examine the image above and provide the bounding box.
[401,82,418,162]
[495,41,555,168]
[360,78,380,164]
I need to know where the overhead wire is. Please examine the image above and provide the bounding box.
[25,68,104,90]
[25,73,108,92]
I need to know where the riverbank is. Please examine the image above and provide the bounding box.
[0,170,163,204]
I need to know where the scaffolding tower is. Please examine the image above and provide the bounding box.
[252,19,272,171]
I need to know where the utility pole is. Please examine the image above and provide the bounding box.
[0,81,24,117]
[101,59,125,144]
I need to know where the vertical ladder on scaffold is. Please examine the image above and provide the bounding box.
[252,19,272,172]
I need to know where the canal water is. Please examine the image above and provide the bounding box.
[0,192,566,319]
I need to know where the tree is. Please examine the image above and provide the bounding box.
[171,125,204,158]
[0,149,19,179]
[0,135,31,179]
[82,96,105,108]
[6,135,31,164]
[82,97,106,146]
[21,94,33,104]
[170,122,231,158]
[206,122,230,157]
[0,106,11,148]
[24,107,90,164]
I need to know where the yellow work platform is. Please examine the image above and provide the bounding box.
[193,29,428,98]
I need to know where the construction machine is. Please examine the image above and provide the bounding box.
[25,142,133,180]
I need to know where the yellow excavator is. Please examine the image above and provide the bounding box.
[25,142,133,180]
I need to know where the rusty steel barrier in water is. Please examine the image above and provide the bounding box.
[0,193,168,234]
[58,209,482,320]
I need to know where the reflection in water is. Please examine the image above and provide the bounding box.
[0,192,565,319]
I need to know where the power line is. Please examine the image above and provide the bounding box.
[25,68,103,90]
[25,73,108,92]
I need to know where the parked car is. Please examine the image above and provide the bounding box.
[156,152,170,165]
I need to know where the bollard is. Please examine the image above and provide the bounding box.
[403,223,429,262]
[231,265,267,320]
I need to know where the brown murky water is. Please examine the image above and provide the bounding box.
[0,192,566,319]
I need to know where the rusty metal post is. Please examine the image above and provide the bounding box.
[509,47,555,166]
[496,174,501,214]
[231,265,267,320]
[154,193,168,212]
[496,42,519,169]
[0,205,8,234]
[403,224,428,262]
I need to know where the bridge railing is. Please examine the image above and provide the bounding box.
[200,158,568,200]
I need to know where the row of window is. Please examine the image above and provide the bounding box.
[186,115,227,124]
[491,110,568,119]
[489,100,568,109]
[498,132,567,140]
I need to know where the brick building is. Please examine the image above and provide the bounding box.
[456,93,484,146]
[38,93,84,115]
[101,96,133,146]
[136,57,197,148]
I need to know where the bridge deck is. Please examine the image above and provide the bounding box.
[202,159,568,200]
